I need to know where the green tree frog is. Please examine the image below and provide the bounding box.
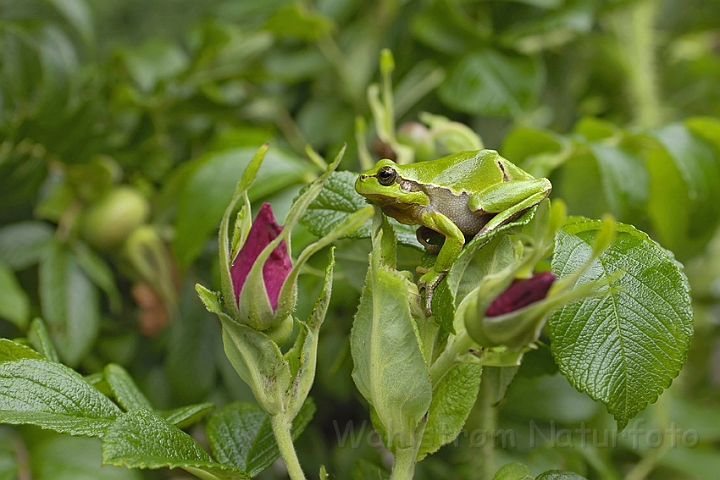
[355,149,552,315]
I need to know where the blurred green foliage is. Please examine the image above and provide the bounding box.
[1,0,720,478]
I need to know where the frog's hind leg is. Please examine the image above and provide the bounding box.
[469,178,552,239]
[416,226,443,254]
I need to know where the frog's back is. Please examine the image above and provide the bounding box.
[400,150,504,194]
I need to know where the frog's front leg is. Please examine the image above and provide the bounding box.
[468,178,552,238]
[417,210,465,316]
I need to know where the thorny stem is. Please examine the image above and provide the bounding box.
[389,446,418,480]
[477,375,498,479]
[624,394,673,480]
[271,414,306,480]
[609,0,662,128]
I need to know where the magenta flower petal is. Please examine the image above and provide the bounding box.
[486,271,556,317]
[231,203,292,310]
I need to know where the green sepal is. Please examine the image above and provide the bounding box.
[284,248,335,419]
[218,144,269,321]
[195,284,224,316]
[351,215,432,453]
[221,316,292,415]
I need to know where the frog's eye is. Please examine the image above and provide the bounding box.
[377,166,398,186]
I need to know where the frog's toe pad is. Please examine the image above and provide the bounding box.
[418,270,448,316]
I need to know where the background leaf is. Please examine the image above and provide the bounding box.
[549,218,693,429]
[173,147,311,268]
[647,123,720,255]
[588,143,648,221]
[0,221,53,270]
[0,260,30,329]
[29,433,141,480]
[439,49,544,116]
[39,241,99,366]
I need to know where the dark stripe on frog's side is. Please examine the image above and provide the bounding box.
[397,178,494,236]
[497,160,509,182]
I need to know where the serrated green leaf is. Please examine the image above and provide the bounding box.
[493,462,533,480]
[0,339,42,363]
[300,171,421,248]
[549,219,693,429]
[536,471,587,480]
[102,409,246,480]
[0,358,120,437]
[0,260,30,329]
[173,147,311,268]
[351,252,432,451]
[300,171,367,237]
[0,221,53,270]
[439,49,543,116]
[207,403,267,474]
[418,363,481,459]
[104,364,153,412]
[206,399,315,477]
[161,403,215,429]
[39,241,100,366]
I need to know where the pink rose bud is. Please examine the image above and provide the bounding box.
[486,271,556,317]
[231,203,292,310]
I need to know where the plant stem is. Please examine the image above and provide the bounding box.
[624,394,672,480]
[609,0,662,128]
[429,330,474,385]
[477,374,497,479]
[271,414,307,480]
[389,447,417,480]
